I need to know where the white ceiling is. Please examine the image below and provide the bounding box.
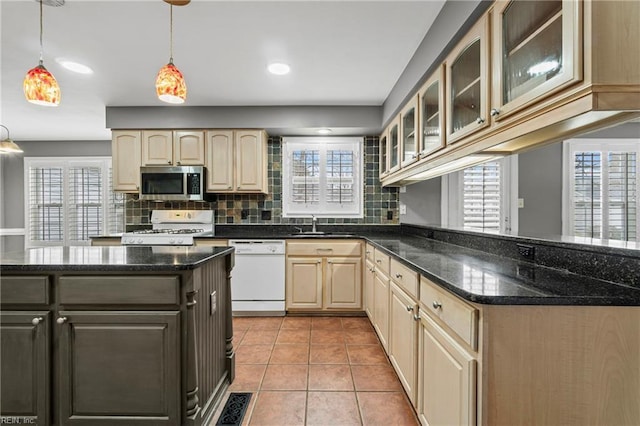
[0,0,446,141]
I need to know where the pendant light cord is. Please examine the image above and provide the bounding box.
[169,4,174,64]
[39,0,44,64]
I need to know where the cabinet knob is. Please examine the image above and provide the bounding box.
[167,161,172,164]
[395,273,402,279]
[413,314,420,321]
[317,260,321,263]
[328,260,332,264]
[376,259,381,264]
[412,154,417,159]
[432,301,442,310]
[176,161,181,165]
[476,117,485,124]
[406,305,413,312]
[228,186,232,189]
[31,317,44,326]
[490,108,500,117]
[237,186,240,190]
[56,316,68,324]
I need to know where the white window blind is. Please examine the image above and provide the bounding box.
[564,140,638,241]
[25,157,125,247]
[283,137,363,218]
[463,161,501,232]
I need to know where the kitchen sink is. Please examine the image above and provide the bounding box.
[287,232,354,238]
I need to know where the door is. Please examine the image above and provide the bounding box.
[446,14,490,144]
[418,313,476,426]
[174,131,205,165]
[373,270,390,351]
[0,311,50,425]
[205,130,234,192]
[389,283,419,405]
[492,0,581,121]
[57,311,180,425]
[388,115,401,174]
[112,130,141,192]
[379,130,389,178]
[286,257,323,309]
[400,95,419,168]
[419,65,446,159]
[364,259,375,320]
[235,130,267,192]
[142,130,173,165]
[325,257,362,309]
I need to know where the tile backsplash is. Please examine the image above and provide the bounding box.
[125,136,398,228]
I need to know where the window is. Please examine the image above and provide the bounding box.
[442,156,517,234]
[24,157,124,247]
[282,137,363,218]
[563,140,638,241]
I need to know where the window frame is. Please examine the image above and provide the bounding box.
[442,155,518,234]
[562,139,639,241]
[282,137,364,218]
[23,156,123,248]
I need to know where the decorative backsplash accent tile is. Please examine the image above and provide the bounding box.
[125,136,398,229]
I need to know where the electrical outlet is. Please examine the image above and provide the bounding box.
[261,210,272,220]
[387,210,393,220]
[518,198,525,208]
[517,243,535,260]
[241,209,249,219]
[399,204,407,215]
[399,186,407,193]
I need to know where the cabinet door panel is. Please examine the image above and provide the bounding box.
[419,314,476,426]
[364,259,375,319]
[389,283,418,405]
[235,130,267,192]
[0,311,50,425]
[112,131,141,192]
[58,311,180,425]
[174,131,204,165]
[373,271,389,351]
[142,131,173,166]
[325,257,362,309]
[286,258,323,309]
[205,130,234,192]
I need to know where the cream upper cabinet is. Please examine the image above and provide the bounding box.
[400,95,419,168]
[389,282,419,406]
[235,130,267,193]
[205,129,268,193]
[205,130,234,192]
[112,130,141,192]
[446,13,491,144]
[491,0,581,122]
[142,130,205,166]
[286,240,363,312]
[142,130,173,165]
[418,65,446,159]
[379,128,389,179]
[174,131,205,165]
[388,115,401,174]
[418,314,477,426]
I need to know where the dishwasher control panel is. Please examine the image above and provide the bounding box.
[229,240,286,255]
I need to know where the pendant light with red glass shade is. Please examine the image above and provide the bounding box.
[155,0,189,104]
[23,0,61,106]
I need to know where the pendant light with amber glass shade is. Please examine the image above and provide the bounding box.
[156,0,190,104]
[24,0,61,107]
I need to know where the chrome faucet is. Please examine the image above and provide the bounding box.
[293,226,303,234]
[311,215,318,233]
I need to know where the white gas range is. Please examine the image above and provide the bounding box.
[121,210,214,246]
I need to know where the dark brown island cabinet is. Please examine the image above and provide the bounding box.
[0,246,235,426]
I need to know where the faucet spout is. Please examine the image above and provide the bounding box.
[311,215,317,233]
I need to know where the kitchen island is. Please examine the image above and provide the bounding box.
[0,245,235,426]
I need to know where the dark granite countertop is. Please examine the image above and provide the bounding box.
[0,245,234,272]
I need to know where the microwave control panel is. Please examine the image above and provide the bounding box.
[186,173,201,194]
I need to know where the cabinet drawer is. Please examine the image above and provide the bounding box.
[0,276,49,305]
[373,249,390,276]
[420,276,478,350]
[390,258,419,299]
[287,240,362,257]
[365,244,375,262]
[58,276,180,305]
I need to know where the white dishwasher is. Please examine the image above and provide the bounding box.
[229,240,286,316]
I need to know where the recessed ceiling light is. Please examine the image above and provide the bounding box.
[317,129,332,135]
[267,63,290,75]
[57,59,93,75]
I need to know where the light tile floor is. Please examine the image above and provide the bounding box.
[210,315,420,426]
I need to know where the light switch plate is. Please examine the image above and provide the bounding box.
[400,204,407,215]
[518,198,525,208]
[399,186,407,193]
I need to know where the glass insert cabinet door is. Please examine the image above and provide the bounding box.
[388,116,401,173]
[379,132,389,178]
[492,0,581,119]
[446,14,490,144]
[419,65,446,158]
[401,95,419,167]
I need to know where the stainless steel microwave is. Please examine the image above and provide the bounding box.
[140,166,209,201]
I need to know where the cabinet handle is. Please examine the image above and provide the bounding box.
[476,117,485,124]
[228,186,232,189]
[432,301,442,310]
[366,250,371,254]
[317,260,321,263]
[490,108,500,117]
[167,160,172,164]
[328,260,332,264]
[56,316,68,324]
[412,154,417,159]
[395,273,402,279]
[406,305,413,312]
[31,317,44,326]
[176,161,181,165]
[237,186,241,190]
[376,259,381,264]
[413,314,420,321]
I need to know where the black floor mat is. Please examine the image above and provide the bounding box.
[215,392,252,426]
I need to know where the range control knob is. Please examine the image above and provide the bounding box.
[136,239,143,244]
